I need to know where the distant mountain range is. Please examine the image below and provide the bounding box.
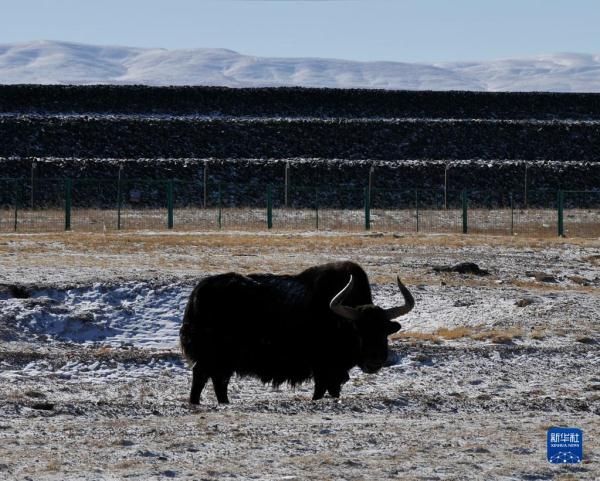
[1,40,599,92]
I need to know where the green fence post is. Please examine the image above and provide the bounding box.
[13,179,19,232]
[510,192,514,235]
[557,190,564,237]
[117,178,122,230]
[267,185,273,229]
[217,184,222,229]
[315,187,319,230]
[462,190,468,234]
[65,178,72,231]
[167,180,174,229]
[117,174,122,230]
[415,189,419,233]
[364,187,371,230]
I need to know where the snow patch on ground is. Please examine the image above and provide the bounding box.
[1,282,189,348]
[0,357,186,384]
[2,277,598,353]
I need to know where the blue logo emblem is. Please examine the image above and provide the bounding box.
[547,427,583,464]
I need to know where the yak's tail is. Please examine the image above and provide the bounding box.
[179,291,201,365]
[180,272,250,365]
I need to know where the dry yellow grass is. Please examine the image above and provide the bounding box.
[111,459,143,470]
[394,326,533,344]
[393,327,473,343]
[508,278,598,294]
[1,231,598,277]
[436,326,474,340]
[471,327,524,344]
[2,231,599,294]
[392,331,442,343]
[94,346,113,356]
[583,254,600,266]
[530,328,547,340]
[1,230,598,254]
[44,459,63,472]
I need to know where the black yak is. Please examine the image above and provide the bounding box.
[180,261,414,403]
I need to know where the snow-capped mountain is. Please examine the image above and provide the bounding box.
[1,40,599,92]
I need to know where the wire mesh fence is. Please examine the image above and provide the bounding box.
[562,190,600,238]
[0,179,18,232]
[0,178,66,232]
[171,180,214,231]
[465,189,559,237]
[0,177,599,237]
[70,179,120,231]
[370,189,465,234]
[271,185,367,232]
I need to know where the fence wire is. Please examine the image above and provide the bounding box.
[0,178,65,232]
[271,185,366,232]
[563,190,600,238]
[371,189,464,234]
[0,178,599,237]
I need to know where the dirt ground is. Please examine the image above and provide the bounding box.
[0,231,598,480]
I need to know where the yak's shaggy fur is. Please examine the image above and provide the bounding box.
[180,261,413,403]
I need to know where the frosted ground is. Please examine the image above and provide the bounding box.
[0,231,598,480]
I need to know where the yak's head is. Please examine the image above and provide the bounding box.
[329,275,414,374]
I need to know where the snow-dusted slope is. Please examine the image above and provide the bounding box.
[1,40,599,92]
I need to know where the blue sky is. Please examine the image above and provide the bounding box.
[2,0,599,63]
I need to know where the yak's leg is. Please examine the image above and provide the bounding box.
[312,376,327,401]
[326,371,349,398]
[327,383,342,398]
[190,364,209,405]
[211,373,231,404]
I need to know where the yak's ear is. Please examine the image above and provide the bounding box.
[385,320,401,335]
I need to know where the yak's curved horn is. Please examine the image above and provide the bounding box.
[329,275,360,321]
[384,277,415,320]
